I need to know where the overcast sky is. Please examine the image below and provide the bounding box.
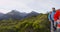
[0,0,60,14]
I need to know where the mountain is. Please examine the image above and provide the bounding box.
[7,10,27,16]
[0,10,40,20]
[0,13,4,16]
[2,10,27,20]
[0,13,4,20]
[0,13,4,17]
[25,11,39,17]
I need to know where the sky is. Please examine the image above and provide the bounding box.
[0,0,60,14]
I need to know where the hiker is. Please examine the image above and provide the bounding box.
[54,9,60,32]
[48,8,56,32]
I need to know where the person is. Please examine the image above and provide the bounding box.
[48,11,53,32]
[48,8,56,32]
[54,9,60,32]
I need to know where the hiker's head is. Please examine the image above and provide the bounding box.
[52,7,55,11]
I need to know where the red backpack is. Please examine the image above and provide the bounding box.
[54,9,60,28]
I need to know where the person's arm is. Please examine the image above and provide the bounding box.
[48,13,51,21]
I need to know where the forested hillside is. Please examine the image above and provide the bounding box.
[0,14,50,32]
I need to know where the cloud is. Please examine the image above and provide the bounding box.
[0,0,33,13]
[26,0,60,13]
[0,0,60,13]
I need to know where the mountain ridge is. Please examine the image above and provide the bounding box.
[0,10,40,20]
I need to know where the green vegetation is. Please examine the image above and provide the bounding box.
[0,14,50,32]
